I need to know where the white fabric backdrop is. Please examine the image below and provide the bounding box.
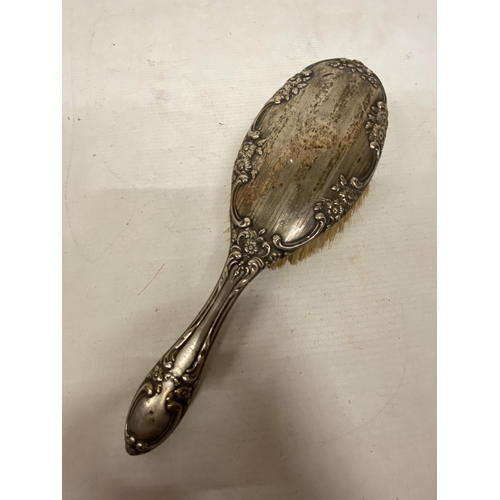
[63,1,436,498]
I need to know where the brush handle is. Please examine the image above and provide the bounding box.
[125,254,263,455]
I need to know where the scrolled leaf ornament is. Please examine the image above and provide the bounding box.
[365,101,388,159]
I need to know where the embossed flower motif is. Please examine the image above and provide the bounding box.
[238,230,252,252]
[229,227,271,279]
[149,364,164,382]
[335,185,358,206]
[331,176,360,207]
[366,106,388,137]
[368,123,385,142]
[174,386,192,400]
[244,238,258,256]
[340,189,359,206]
[317,198,344,224]
[232,134,266,183]
[365,102,388,157]
[270,250,283,262]
[264,249,284,266]
[328,59,379,88]
[329,58,348,69]
[240,228,269,258]
[331,58,359,69]
[272,70,312,104]
[313,176,363,227]
[367,75,380,88]
[242,141,264,158]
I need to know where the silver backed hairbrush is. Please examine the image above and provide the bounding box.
[125,58,388,455]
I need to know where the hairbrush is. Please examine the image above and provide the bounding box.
[125,58,388,455]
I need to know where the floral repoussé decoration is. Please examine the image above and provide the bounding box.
[270,69,312,104]
[228,227,283,281]
[232,130,266,184]
[327,59,381,89]
[365,101,388,159]
[314,175,364,228]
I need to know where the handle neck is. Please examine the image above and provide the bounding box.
[125,251,263,455]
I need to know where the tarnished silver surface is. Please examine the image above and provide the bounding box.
[125,58,388,455]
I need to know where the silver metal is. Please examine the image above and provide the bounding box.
[125,58,388,455]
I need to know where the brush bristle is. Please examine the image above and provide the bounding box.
[267,185,371,270]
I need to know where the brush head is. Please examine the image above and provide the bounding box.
[228,58,387,273]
